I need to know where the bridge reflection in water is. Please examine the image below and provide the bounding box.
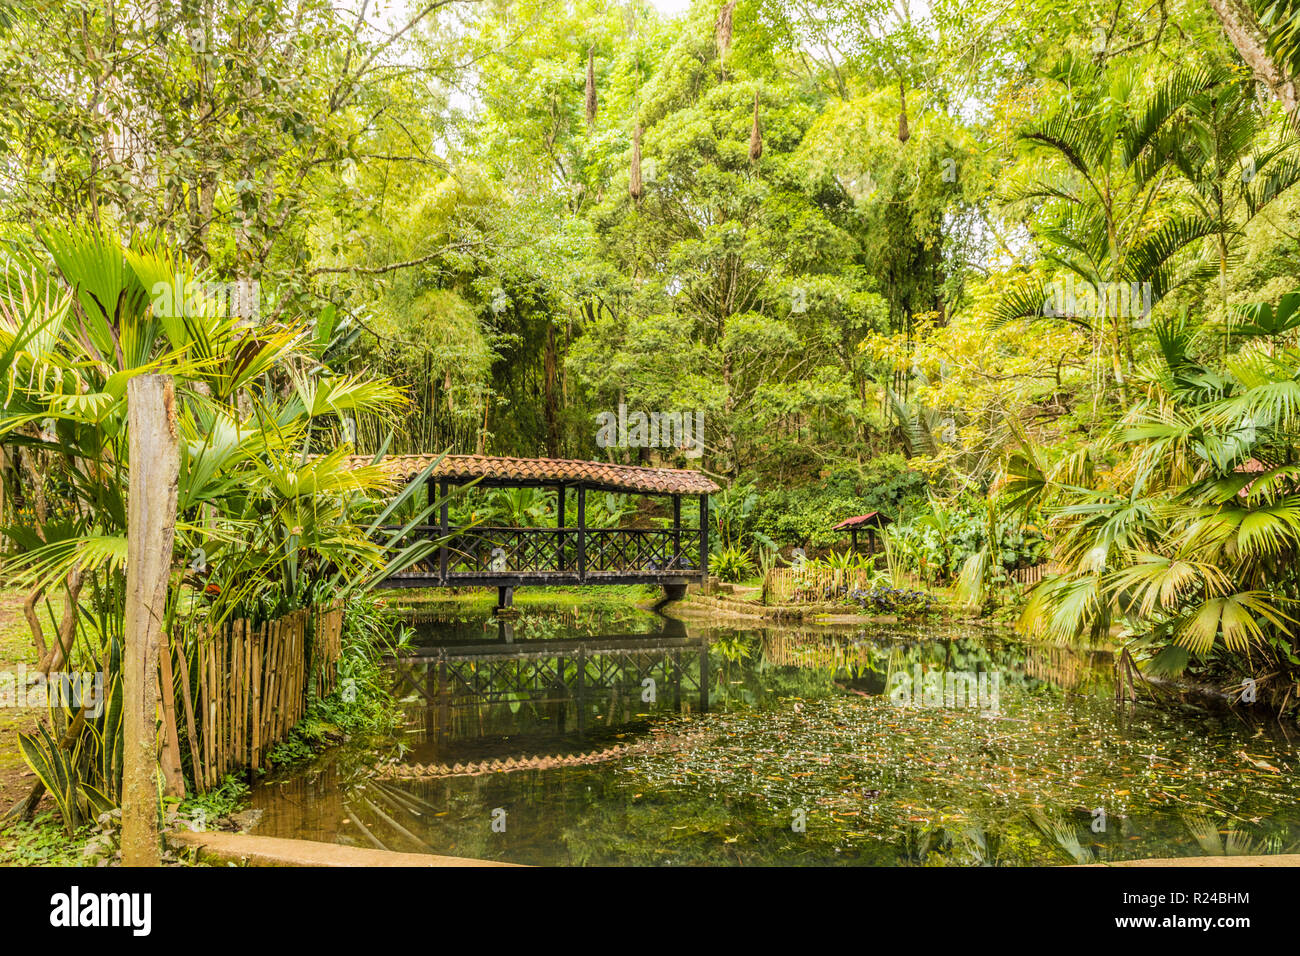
[388,620,710,770]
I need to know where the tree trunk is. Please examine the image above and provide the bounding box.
[1210,0,1300,131]
[39,569,83,676]
[121,375,180,867]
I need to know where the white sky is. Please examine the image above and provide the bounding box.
[646,0,693,15]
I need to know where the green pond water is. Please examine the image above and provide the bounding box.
[250,604,1300,865]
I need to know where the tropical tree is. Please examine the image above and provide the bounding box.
[997,59,1231,397]
[0,225,435,824]
[1010,298,1300,711]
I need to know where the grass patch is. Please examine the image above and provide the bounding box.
[0,812,90,866]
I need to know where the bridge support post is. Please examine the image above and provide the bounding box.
[557,485,566,570]
[577,484,587,583]
[672,494,681,568]
[496,585,514,609]
[438,478,449,584]
[699,493,709,582]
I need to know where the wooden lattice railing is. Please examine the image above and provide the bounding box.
[585,528,699,572]
[385,524,702,579]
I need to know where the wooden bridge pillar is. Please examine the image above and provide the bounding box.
[438,477,449,584]
[672,494,681,568]
[557,484,566,570]
[699,493,709,579]
[576,484,587,583]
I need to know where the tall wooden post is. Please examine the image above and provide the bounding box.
[557,485,566,571]
[576,484,586,583]
[438,478,449,584]
[699,493,710,582]
[672,494,681,568]
[122,375,179,867]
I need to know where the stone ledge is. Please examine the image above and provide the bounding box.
[1078,854,1300,867]
[169,829,522,867]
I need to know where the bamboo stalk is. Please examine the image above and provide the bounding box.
[235,619,245,771]
[157,630,186,798]
[216,623,226,776]
[240,618,249,767]
[292,612,301,724]
[198,626,213,789]
[299,611,308,715]
[293,612,303,722]
[251,623,262,768]
[268,615,282,743]
[176,631,204,793]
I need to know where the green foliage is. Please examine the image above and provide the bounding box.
[17,720,114,835]
[750,458,927,549]
[1016,292,1300,711]
[849,585,938,618]
[176,776,251,827]
[0,812,92,866]
[264,594,407,768]
[713,546,756,583]
[885,496,1047,585]
[0,227,431,812]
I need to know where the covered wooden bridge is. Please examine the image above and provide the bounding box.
[354,454,719,603]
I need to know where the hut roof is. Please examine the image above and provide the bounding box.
[832,511,892,530]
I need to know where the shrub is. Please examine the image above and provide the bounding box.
[849,586,936,619]
[713,546,755,583]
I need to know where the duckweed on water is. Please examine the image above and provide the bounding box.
[614,690,1300,863]
[251,616,1300,866]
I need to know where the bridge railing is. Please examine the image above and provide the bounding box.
[379,524,704,580]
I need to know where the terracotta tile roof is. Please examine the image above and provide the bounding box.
[342,453,720,495]
[833,511,892,530]
[1234,457,1275,499]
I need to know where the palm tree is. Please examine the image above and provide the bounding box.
[0,225,437,824]
[996,60,1297,399]
[1169,75,1300,334]
[1009,300,1300,711]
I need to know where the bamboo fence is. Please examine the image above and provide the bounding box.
[162,600,345,793]
[761,630,880,671]
[1010,564,1052,586]
[762,566,879,606]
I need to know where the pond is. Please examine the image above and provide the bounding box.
[250,603,1300,866]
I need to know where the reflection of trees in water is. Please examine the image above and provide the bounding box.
[761,630,889,673]
[404,602,662,642]
[390,639,710,768]
[1023,643,1114,694]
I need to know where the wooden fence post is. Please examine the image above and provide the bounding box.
[122,375,179,867]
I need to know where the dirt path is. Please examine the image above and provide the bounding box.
[0,587,54,810]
